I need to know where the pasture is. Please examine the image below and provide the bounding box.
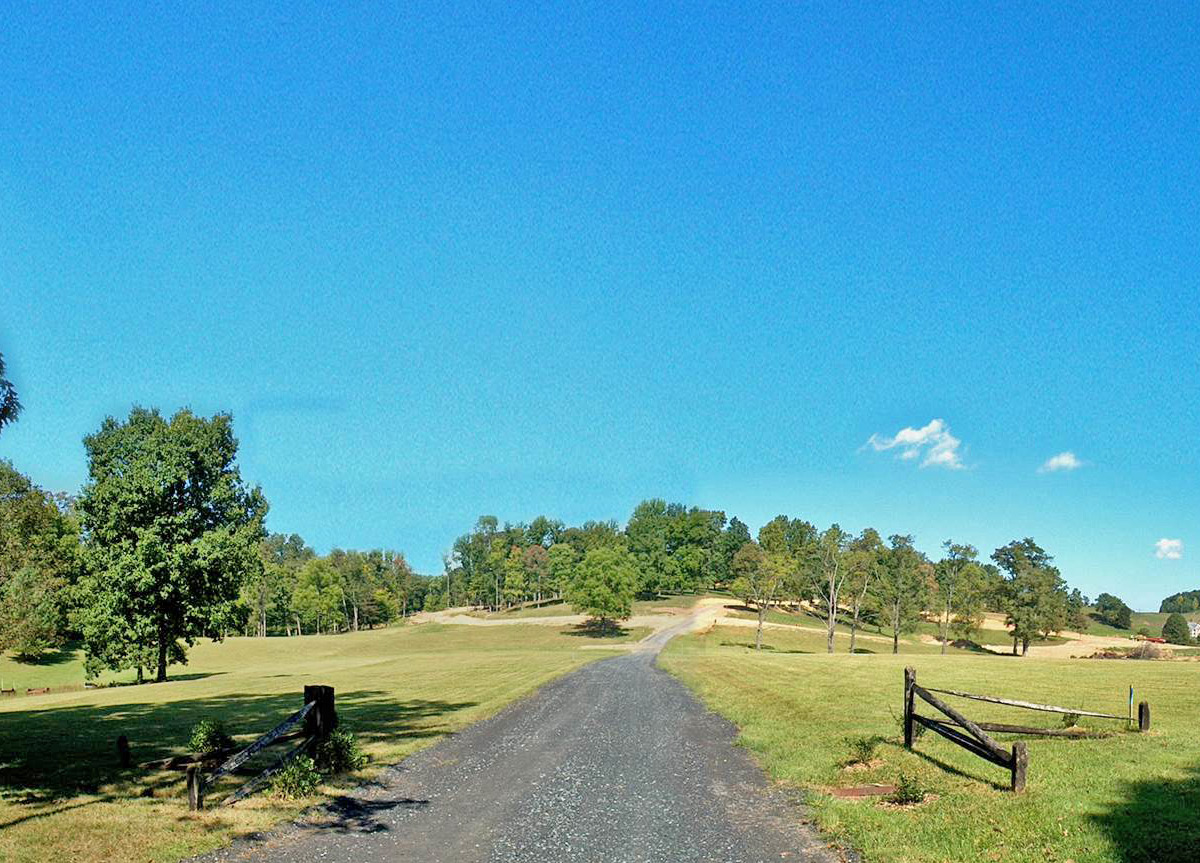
[661,624,1200,863]
[0,623,630,863]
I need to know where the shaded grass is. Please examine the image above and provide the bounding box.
[661,624,1197,863]
[0,623,622,863]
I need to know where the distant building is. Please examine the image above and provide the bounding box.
[1188,621,1200,639]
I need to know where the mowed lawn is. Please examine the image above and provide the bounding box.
[0,623,627,863]
[661,625,1200,863]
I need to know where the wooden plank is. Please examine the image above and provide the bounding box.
[1138,701,1151,731]
[922,687,1124,720]
[209,701,313,784]
[912,684,1009,762]
[221,736,314,807]
[903,667,915,749]
[968,720,1111,739]
[913,715,1012,768]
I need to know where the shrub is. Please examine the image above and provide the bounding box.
[844,735,879,765]
[1131,642,1161,660]
[889,773,926,805]
[270,755,320,799]
[314,729,367,774]
[188,719,234,755]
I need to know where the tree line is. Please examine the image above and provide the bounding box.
[0,387,1132,682]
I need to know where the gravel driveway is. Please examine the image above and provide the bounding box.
[193,626,837,863]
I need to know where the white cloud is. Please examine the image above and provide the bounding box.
[865,419,966,470]
[1155,538,1183,560]
[1039,451,1084,473]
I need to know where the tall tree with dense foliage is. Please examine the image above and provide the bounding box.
[75,408,266,681]
[0,461,79,658]
[567,545,638,627]
[1162,612,1191,645]
[992,538,1068,655]
[0,352,20,436]
[1094,592,1132,629]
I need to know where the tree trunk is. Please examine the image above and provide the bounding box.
[892,603,900,655]
[136,665,144,685]
[826,578,836,654]
[1012,636,1018,656]
[756,605,765,651]
[353,604,359,632]
[850,604,860,654]
[941,599,950,655]
[156,632,168,682]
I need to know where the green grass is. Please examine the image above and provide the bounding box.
[661,624,1196,863]
[0,623,625,863]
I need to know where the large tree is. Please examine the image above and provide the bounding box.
[0,352,20,436]
[991,538,1068,655]
[1094,592,1132,630]
[934,541,982,654]
[75,408,266,681]
[567,545,638,627]
[807,524,850,654]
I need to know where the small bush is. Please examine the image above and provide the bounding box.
[188,719,234,755]
[1061,712,1082,728]
[314,729,367,774]
[270,755,320,799]
[844,735,879,765]
[889,773,926,805]
[1131,642,1161,660]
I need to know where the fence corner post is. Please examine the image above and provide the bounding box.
[903,666,916,749]
[1010,742,1028,793]
[187,765,205,811]
[304,685,337,740]
[1138,701,1151,732]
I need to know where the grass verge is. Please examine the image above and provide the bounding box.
[660,624,1198,863]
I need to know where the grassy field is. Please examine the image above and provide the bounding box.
[661,624,1198,863]
[0,623,627,863]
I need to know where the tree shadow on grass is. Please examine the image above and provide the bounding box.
[7,644,79,667]
[0,688,477,820]
[564,621,632,639]
[717,641,812,654]
[1090,765,1200,862]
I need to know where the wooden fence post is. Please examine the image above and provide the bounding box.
[1137,701,1150,732]
[187,766,205,811]
[1010,742,1028,792]
[904,667,915,749]
[304,685,337,740]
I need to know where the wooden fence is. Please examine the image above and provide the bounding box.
[183,685,336,810]
[903,667,1148,793]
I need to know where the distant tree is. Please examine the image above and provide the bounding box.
[1092,592,1132,629]
[502,547,527,607]
[712,516,752,589]
[1160,590,1200,614]
[626,499,679,596]
[845,528,884,654]
[0,352,20,436]
[567,545,638,627]
[730,541,781,651]
[74,408,266,681]
[1162,612,1191,645]
[872,535,929,655]
[992,538,1068,655]
[522,544,550,603]
[807,524,850,654]
[934,541,981,654]
[547,543,577,598]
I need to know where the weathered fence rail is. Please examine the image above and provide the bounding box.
[185,685,336,810]
[903,668,1150,793]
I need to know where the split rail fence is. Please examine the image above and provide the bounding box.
[903,667,1148,793]
[177,685,337,810]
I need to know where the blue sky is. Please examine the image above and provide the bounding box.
[2,3,1197,609]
